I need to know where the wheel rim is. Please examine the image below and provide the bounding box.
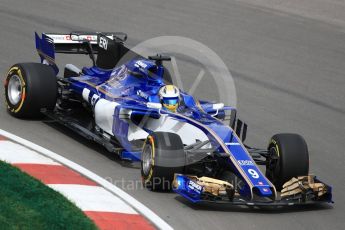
[267,146,280,182]
[142,145,153,176]
[7,75,23,105]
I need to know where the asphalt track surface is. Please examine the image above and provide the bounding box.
[0,0,344,229]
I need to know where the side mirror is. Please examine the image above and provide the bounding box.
[147,102,162,110]
[212,103,224,110]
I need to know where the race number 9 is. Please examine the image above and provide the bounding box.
[248,169,259,179]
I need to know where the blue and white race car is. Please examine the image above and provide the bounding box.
[4,32,333,206]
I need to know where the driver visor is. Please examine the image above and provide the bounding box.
[162,97,179,106]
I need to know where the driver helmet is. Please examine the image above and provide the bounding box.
[159,85,180,112]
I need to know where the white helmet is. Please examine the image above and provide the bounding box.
[159,85,180,112]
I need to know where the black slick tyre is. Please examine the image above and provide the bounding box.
[141,132,185,191]
[4,63,57,118]
[266,133,309,190]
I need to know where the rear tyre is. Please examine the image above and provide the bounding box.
[4,63,57,118]
[141,132,185,191]
[266,133,309,190]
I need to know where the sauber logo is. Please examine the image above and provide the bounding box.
[137,90,149,99]
[99,37,108,50]
[134,60,147,69]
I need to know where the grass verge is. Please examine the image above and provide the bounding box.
[0,161,97,230]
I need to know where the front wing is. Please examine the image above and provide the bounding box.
[173,174,333,206]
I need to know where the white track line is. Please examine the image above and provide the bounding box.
[49,184,137,214]
[0,129,173,230]
[0,140,59,165]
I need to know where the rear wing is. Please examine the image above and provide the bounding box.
[44,32,127,54]
[35,31,135,73]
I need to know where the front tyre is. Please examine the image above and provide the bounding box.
[141,132,185,191]
[266,133,309,190]
[4,63,57,118]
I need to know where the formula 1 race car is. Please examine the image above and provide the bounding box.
[3,32,333,206]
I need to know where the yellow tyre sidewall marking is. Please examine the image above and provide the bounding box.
[5,67,19,112]
[269,139,280,157]
[144,135,155,183]
[6,66,26,113]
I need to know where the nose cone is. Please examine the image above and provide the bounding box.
[255,186,273,197]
